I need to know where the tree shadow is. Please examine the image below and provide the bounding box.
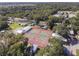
[70,38,78,45]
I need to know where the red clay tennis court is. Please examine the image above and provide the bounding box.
[25,26,52,48]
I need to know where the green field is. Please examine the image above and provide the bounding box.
[10,22,22,29]
[76,49,79,56]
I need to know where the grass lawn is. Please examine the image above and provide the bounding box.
[10,22,22,30]
[76,49,79,56]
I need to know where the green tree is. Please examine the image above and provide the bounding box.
[36,38,64,56]
[0,31,27,56]
[7,41,26,56]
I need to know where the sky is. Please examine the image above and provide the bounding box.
[0,0,79,2]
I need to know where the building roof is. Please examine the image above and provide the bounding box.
[32,44,38,53]
[14,26,32,34]
[69,29,74,35]
[52,33,67,42]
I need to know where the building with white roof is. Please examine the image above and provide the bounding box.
[14,26,32,34]
[52,33,67,42]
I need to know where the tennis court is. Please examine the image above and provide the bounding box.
[25,26,52,48]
